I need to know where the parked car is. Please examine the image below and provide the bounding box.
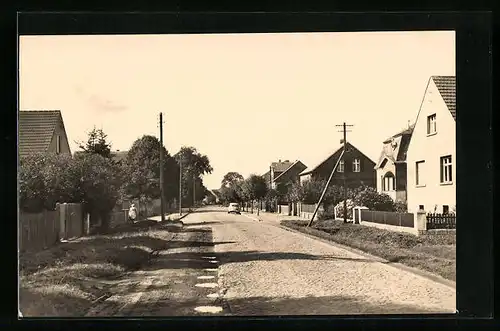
[228,202,241,214]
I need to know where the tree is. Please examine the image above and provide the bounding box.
[19,152,123,232]
[73,153,123,231]
[243,174,268,213]
[77,127,112,158]
[123,135,178,206]
[175,146,213,207]
[19,153,79,212]
[286,181,305,203]
[221,172,244,188]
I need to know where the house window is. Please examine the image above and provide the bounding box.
[443,205,449,214]
[56,135,61,154]
[353,158,361,172]
[337,160,344,173]
[383,172,395,191]
[416,160,425,186]
[427,114,437,135]
[440,155,453,184]
[419,205,425,211]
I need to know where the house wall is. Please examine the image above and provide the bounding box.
[48,117,71,155]
[312,147,376,189]
[275,163,307,187]
[407,80,456,213]
[376,160,396,194]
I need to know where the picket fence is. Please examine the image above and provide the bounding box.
[426,213,456,229]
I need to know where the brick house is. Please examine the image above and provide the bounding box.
[19,110,72,157]
[299,142,376,189]
[406,76,456,214]
[374,124,414,204]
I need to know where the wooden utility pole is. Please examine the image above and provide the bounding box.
[179,158,182,216]
[336,122,354,223]
[159,112,166,223]
[307,149,346,227]
[193,174,196,209]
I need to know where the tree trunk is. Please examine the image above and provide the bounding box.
[251,200,254,214]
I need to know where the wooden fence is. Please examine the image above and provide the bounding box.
[300,203,318,214]
[360,209,414,228]
[19,210,60,252]
[426,213,456,229]
[19,203,84,252]
[278,204,290,215]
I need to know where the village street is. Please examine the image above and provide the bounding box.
[91,206,456,316]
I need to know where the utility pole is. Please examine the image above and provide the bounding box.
[193,174,196,209]
[336,122,354,223]
[179,158,182,216]
[159,112,166,223]
[307,149,345,227]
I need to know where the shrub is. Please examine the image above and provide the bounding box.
[394,201,408,213]
[334,199,356,219]
[353,186,395,211]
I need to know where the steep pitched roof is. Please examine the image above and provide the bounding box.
[432,75,456,120]
[273,160,307,182]
[19,110,62,157]
[270,160,293,172]
[375,125,414,168]
[300,142,374,176]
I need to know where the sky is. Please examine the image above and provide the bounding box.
[19,31,455,190]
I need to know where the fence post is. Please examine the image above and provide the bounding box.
[414,211,427,236]
[84,213,90,235]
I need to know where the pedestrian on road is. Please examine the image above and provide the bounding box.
[128,203,137,223]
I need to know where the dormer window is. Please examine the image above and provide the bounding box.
[427,114,437,135]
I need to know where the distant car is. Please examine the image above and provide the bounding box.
[227,203,241,214]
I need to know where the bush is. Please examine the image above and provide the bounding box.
[20,152,123,231]
[353,186,395,212]
[334,199,356,219]
[394,201,408,213]
[19,153,80,212]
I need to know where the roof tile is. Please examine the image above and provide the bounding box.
[19,110,61,157]
[432,76,456,120]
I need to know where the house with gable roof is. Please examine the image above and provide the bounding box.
[261,159,295,189]
[374,124,414,203]
[299,142,376,189]
[19,110,72,157]
[406,75,456,214]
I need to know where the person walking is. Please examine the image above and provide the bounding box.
[128,203,137,223]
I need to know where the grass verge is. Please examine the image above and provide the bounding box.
[280,219,456,281]
[19,219,176,317]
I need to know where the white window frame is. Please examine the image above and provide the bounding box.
[353,158,361,172]
[440,155,453,184]
[427,114,437,135]
[56,135,61,154]
[337,160,344,173]
[416,160,425,186]
[383,173,395,191]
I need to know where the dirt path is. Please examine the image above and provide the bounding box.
[87,211,231,316]
[183,209,456,315]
